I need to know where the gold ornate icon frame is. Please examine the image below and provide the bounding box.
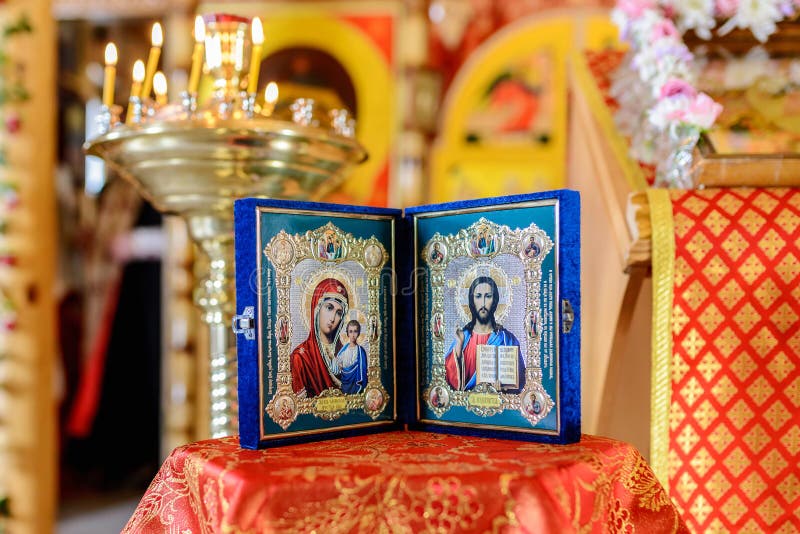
[263,222,390,430]
[420,217,556,426]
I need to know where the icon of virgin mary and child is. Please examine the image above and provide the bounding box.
[290,278,368,397]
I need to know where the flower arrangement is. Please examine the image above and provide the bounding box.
[611,0,800,187]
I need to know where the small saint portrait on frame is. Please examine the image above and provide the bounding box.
[525,310,539,339]
[364,243,383,267]
[522,390,545,417]
[469,225,498,256]
[431,312,444,339]
[277,316,290,345]
[275,395,295,423]
[429,242,445,264]
[368,316,379,342]
[523,234,543,259]
[365,388,384,411]
[317,230,343,260]
[429,385,449,408]
[271,237,295,266]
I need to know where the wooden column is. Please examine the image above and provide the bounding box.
[567,53,652,457]
[0,1,58,533]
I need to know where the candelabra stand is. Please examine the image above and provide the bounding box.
[86,117,366,437]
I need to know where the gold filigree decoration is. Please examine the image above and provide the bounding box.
[263,224,389,428]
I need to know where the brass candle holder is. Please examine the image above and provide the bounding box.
[85,14,366,438]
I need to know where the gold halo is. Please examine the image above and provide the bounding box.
[299,267,358,332]
[456,262,511,324]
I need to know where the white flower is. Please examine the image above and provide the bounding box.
[649,95,691,130]
[632,38,692,87]
[672,0,717,39]
[719,0,783,42]
[627,9,667,47]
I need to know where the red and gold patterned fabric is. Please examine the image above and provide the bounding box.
[652,188,800,532]
[124,431,686,533]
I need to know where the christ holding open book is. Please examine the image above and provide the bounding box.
[444,275,526,393]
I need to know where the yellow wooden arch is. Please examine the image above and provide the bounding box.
[431,15,573,202]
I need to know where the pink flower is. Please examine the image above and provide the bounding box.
[716,0,738,17]
[4,113,21,134]
[659,79,697,100]
[650,19,680,41]
[666,108,688,122]
[618,0,656,18]
[687,92,722,129]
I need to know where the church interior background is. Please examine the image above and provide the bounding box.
[3,0,800,532]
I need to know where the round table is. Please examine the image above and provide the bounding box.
[124,431,686,533]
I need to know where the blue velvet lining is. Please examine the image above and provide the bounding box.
[396,215,417,426]
[557,190,582,443]
[234,198,260,449]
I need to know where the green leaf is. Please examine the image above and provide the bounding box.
[11,84,29,102]
[4,14,33,37]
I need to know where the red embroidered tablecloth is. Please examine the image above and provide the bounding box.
[123,431,686,533]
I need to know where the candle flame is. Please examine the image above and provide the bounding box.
[104,43,118,66]
[194,15,205,43]
[153,71,168,96]
[265,82,278,104]
[251,17,264,46]
[132,60,145,82]
[151,22,164,47]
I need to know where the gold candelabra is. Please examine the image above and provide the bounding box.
[85,14,366,438]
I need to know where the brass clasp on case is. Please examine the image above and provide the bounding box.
[562,299,574,334]
[232,306,256,340]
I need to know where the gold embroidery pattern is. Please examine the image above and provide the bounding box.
[648,188,676,489]
[663,189,800,532]
[122,432,687,533]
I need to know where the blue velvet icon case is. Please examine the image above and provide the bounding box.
[234,190,580,449]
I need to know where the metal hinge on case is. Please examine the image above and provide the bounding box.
[232,306,255,340]
[562,299,575,334]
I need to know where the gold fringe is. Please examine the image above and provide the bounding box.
[646,188,675,491]
[569,51,648,193]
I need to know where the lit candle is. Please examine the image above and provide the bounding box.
[247,17,263,94]
[102,42,118,107]
[263,81,278,115]
[141,22,163,100]
[188,16,205,94]
[154,71,168,105]
[126,59,146,123]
